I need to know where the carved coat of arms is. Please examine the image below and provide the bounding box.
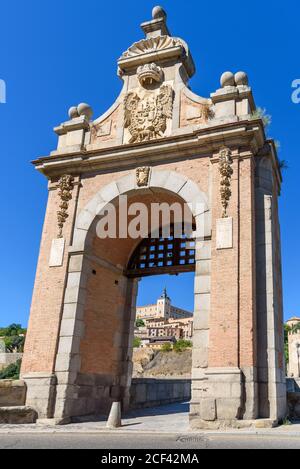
[124,85,174,143]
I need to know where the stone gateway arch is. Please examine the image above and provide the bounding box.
[21,7,286,428]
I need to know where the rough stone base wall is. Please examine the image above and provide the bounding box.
[130,378,191,409]
[55,373,117,419]
[0,380,26,407]
[0,406,37,424]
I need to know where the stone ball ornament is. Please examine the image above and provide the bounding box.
[234,71,249,86]
[77,103,93,121]
[152,6,167,19]
[68,106,79,120]
[220,71,235,88]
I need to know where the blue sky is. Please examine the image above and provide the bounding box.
[0,0,299,326]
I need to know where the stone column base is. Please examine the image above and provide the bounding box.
[22,373,57,419]
[190,367,245,425]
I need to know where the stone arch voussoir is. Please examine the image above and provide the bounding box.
[72,169,210,251]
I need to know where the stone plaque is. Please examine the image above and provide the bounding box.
[49,238,65,267]
[216,217,233,250]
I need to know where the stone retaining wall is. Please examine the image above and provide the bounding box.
[0,353,23,371]
[130,378,191,409]
[286,378,300,420]
[0,380,26,407]
[288,393,300,420]
[286,377,300,393]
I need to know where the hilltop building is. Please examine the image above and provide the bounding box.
[136,288,193,321]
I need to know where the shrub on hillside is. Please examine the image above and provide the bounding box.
[135,319,145,328]
[133,337,142,348]
[0,359,22,380]
[161,343,172,352]
[173,339,192,353]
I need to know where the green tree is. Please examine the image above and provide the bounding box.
[4,335,25,353]
[0,324,26,353]
[0,324,26,337]
[135,319,145,328]
[0,359,22,380]
[133,337,141,348]
[292,322,300,334]
[173,339,193,353]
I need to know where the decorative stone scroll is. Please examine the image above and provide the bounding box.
[218,147,233,218]
[124,85,174,143]
[57,175,74,238]
[136,167,151,187]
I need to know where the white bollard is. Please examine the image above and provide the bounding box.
[106,401,122,429]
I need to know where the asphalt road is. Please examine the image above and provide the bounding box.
[1,433,300,449]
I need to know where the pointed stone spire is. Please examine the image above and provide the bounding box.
[161,287,170,300]
[141,6,170,38]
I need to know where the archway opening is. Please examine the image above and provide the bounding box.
[126,224,195,418]
[58,187,201,421]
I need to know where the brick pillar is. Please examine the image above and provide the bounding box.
[207,156,243,423]
[21,178,80,419]
[51,249,138,422]
[190,152,259,428]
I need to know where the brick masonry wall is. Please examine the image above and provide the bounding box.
[209,155,256,369]
[79,263,127,376]
[21,185,80,375]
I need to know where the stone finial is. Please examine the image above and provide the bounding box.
[235,71,249,86]
[152,5,167,19]
[68,103,93,121]
[77,103,93,121]
[68,106,79,120]
[141,5,170,38]
[220,71,235,88]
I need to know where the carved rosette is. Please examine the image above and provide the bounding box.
[218,148,233,218]
[136,167,151,187]
[57,175,74,238]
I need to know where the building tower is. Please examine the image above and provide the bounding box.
[156,288,171,319]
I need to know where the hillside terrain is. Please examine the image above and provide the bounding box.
[132,348,192,378]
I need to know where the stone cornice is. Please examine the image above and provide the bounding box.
[32,119,266,179]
